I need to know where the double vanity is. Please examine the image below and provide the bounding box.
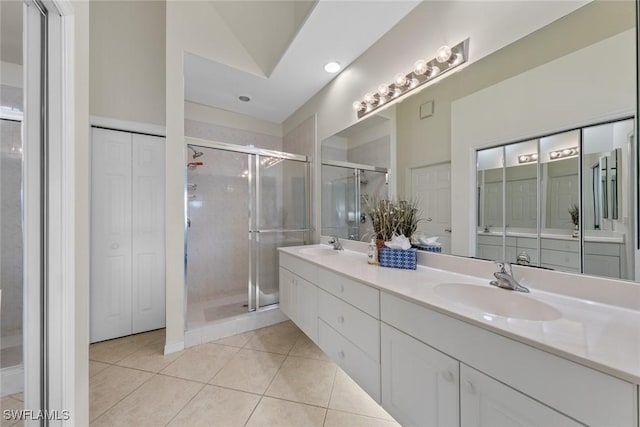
[279,244,640,426]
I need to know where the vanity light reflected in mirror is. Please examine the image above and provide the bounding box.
[475,118,635,281]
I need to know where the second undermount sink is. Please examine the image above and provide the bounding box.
[299,247,340,257]
[434,283,562,321]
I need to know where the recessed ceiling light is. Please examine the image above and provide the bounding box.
[238,95,251,102]
[324,62,341,73]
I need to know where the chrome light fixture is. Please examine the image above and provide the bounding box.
[353,38,469,119]
[518,152,539,164]
[549,146,579,160]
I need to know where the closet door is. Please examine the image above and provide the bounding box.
[91,128,133,342]
[131,134,166,333]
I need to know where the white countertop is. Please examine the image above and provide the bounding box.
[280,244,640,384]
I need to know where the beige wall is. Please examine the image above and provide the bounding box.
[185,101,283,138]
[90,0,166,126]
[74,1,90,424]
[396,1,635,199]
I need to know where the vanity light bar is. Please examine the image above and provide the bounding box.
[353,39,469,119]
[518,152,539,164]
[549,146,579,161]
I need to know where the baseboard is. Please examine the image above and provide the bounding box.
[163,341,185,355]
[1,365,23,397]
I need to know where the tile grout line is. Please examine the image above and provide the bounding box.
[162,381,207,427]
[323,364,340,426]
[89,371,158,425]
[243,395,264,427]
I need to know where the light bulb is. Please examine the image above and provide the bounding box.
[436,45,452,63]
[377,84,390,96]
[364,93,377,105]
[394,73,408,87]
[450,53,463,66]
[352,101,364,111]
[413,59,428,75]
[562,149,571,156]
[531,153,538,160]
[393,87,402,97]
[409,78,419,89]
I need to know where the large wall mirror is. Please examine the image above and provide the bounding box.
[475,118,634,280]
[321,111,392,241]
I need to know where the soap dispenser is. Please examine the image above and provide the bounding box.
[367,238,378,265]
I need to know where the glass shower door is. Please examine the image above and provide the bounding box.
[252,155,309,310]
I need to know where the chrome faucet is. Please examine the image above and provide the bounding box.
[328,236,344,251]
[490,261,529,293]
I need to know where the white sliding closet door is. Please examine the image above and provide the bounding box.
[132,134,166,334]
[91,128,165,343]
[91,128,134,342]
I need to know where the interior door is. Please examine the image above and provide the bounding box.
[254,155,309,309]
[131,134,166,333]
[411,163,452,253]
[91,128,133,342]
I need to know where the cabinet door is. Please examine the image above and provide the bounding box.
[381,323,459,427]
[460,364,581,427]
[278,267,296,321]
[296,277,318,342]
[131,134,166,334]
[90,128,133,342]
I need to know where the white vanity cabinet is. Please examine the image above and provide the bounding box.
[460,365,581,427]
[381,323,459,427]
[279,249,638,427]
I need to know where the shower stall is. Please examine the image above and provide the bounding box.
[321,160,388,241]
[185,139,310,330]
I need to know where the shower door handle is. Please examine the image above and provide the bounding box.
[187,218,191,228]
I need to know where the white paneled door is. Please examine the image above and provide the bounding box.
[91,128,165,343]
[411,163,452,253]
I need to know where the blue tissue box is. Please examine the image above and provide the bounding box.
[412,243,442,253]
[379,248,417,270]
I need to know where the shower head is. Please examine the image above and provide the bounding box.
[188,146,204,159]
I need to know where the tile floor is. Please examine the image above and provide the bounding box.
[88,321,399,426]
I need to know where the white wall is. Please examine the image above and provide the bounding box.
[0,61,22,88]
[450,29,635,256]
[90,0,166,126]
[73,1,90,424]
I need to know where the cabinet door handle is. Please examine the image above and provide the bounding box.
[338,315,344,324]
[338,350,345,359]
[465,380,476,394]
[111,243,119,250]
[441,370,455,383]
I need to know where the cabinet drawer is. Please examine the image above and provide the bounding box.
[381,292,636,427]
[477,235,503,246]
[584,241,621,256]
[317,268,379,318]
[516,237,537,249]
[318,319,381,402]
[541,239,579,252]
[540,249,579,269]
[318,289,379,361]
[279,253,317,284]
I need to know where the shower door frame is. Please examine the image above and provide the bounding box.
[184,137,310,317]
[321,159,389,240]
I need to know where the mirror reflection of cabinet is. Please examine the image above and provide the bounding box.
[475,118,634,281]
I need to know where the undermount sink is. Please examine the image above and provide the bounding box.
[434,283,562,321]
[299,247,340,256]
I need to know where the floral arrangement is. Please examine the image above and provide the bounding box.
[366,198,422,241]
[568,204,579,227]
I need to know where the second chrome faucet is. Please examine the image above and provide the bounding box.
[490,261,529,293]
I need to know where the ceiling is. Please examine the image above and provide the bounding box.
[184,0,420,124]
